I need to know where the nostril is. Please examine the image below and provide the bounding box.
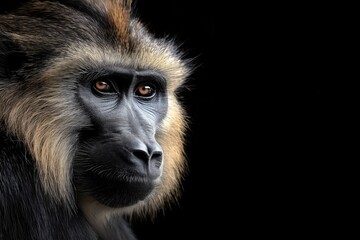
[151,151,162,160]
[132,149,150,162]
[150,151,163,168]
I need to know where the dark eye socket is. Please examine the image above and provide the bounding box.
[134,83,156,99]
[92,80,115,94]
[91,79,158,98]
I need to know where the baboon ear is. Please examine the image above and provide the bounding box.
[0,34,28,79]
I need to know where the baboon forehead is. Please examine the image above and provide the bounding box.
[0,0,187,89]
[0,0,138,50]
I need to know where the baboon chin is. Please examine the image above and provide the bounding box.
[0,0,190,239]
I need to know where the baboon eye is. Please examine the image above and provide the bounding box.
[135,83,156,99]
[93,80,115,93]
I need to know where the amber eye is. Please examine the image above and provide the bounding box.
[93,80,114,93]
[135,83,156,98]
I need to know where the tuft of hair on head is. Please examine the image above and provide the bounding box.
[86,0,133,46]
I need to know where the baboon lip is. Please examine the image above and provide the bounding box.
[87,168,155,183]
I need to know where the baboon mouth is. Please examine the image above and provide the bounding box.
[77,170,155,208]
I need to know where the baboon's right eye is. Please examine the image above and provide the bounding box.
[92,80,115,94]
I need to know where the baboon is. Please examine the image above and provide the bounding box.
[0,0,190,239]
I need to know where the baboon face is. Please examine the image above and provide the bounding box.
[0,0,189,213]
[74,68,168,208]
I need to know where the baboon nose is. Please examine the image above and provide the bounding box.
[132,149,162,164]
[130,144,163,179]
